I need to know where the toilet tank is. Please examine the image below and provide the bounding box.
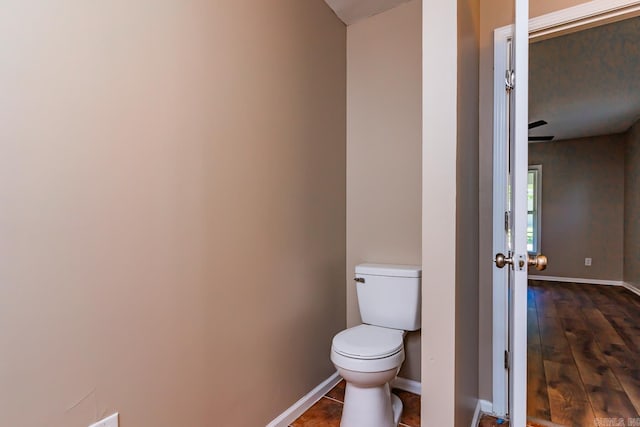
[355,263,422,331]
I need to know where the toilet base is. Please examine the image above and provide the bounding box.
[340,379,403,427]
[391,393,402,426]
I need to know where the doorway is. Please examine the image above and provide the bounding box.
[526,16,640,425]
[492,0,640,422]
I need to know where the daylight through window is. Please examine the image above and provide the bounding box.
[527,165,542,253]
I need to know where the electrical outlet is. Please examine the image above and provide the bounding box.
[89,413,118,427]
[585,258,592,266]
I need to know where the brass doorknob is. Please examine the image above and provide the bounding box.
[528,254,548,271]
[494,253,512,269]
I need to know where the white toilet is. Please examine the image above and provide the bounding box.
[330,263,421,427]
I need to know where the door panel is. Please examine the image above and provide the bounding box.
[509,0,529,425]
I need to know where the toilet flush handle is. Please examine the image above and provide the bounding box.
[354,277,365,283]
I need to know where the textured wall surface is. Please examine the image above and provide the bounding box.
[346,0,422,382]
[0,2,346,426]
[625,121,640,289]
[529,135,625,281]
[529,17,640,141]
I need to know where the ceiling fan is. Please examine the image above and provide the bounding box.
[528,120,554,142]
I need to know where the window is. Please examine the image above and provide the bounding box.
[527,165,542,253]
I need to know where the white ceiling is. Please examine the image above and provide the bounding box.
[323,0,412,25]
[529,16,640,142]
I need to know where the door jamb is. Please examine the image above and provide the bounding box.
[491,0,640,417]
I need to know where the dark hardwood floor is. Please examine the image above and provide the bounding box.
[528,280,640,427]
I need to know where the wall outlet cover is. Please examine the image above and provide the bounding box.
[88,413,118,427]
[585,258,592,266]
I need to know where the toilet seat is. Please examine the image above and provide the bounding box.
[333,325,404,359]
[331,325,405,373]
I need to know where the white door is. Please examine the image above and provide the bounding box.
[508,0,529,422]
[507,0,551,422]
[494,0,544,425]
[494,0,639,423]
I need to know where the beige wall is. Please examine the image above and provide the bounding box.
[422,0,458,422]
[422,0,480,425]
[455,0,481,424]
[346,0,422,381]
[625,120,640,289]
[529,135,625,281]
[0,2,346,426]
[477,0,595,401]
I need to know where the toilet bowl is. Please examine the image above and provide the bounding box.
[330,263,421,427]
[331,324,406,427]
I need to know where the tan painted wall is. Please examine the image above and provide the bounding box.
[529,136,625,281]
[455,0,481,424]
[422,0,480,425]
[422,0,458,422]
[346,0,422,381]
[625,121,640,289]
[0,2,346,426]
[478,0,595,401]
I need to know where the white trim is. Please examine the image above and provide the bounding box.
[491,24,511,417]
[510,1,530,425]
[527,165,542,254]
[471,400,494,427]
[623,282,640,297]
[528,276,640,298]
[89,413,118,427]
[494,0,640,40]
[265,373,422,427]
[391,377,421,395]
[528,275,623,286]
[266,372,341,427]
[471,400,482,427]
[481,399,494,414]
[528,0,640,40]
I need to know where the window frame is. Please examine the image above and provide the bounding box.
[528,164,542,254]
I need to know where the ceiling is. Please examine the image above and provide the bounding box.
[529,16,640,142]
[323,0,412,25]
[324,3,640,142]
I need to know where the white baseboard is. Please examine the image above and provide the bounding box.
[480,399,493,414]
[471,400,482,427]
[266,373,421,427]
[266,372,341,427]
[471,400,494,426]
[623,281,640,297]
[528,276,640,299]
[391,377,422,395]
[528,275,623,287]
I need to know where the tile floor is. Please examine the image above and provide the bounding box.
[290,382,556,427]
[291,380,420,427]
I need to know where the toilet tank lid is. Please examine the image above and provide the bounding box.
[355,263,422,278]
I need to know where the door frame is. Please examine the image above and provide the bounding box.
[491,0,640,417]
